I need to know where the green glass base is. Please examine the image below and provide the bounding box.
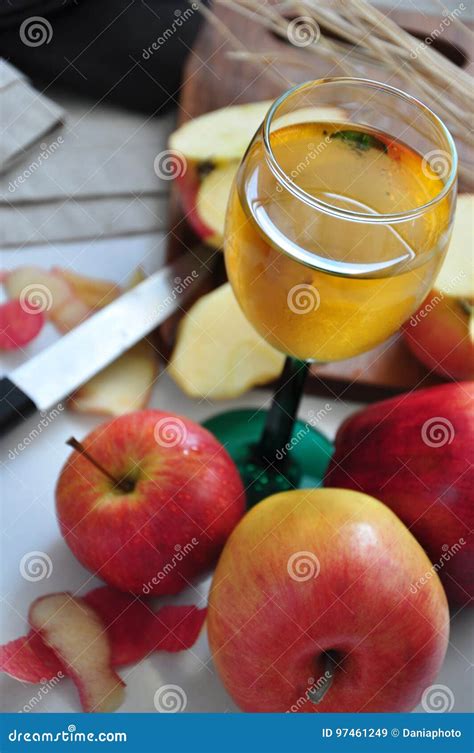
[203,408,334,508]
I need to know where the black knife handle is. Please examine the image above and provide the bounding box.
[0,377,37,436]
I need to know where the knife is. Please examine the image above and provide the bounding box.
[0,248,214,436]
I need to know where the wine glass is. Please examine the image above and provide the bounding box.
[203,78,457,507]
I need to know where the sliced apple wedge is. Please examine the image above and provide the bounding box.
[169,101,273,162]
[170,101,346,247]
[52,268,121,310]
[69,340,159,416]
[169,282,285,399]
[49,297,91,333]
[435,194,473,299]
[3,266,71,316]
[29,593,125,713]
[196,162,239,246]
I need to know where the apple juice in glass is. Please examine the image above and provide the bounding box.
[205,79,457,506]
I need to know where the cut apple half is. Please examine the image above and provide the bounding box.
[169,101,273,162]
[69,340,159,416]
[3,266,71,316]
[29,593,125,713]
[52,268,121,310]
[169,282,285,399]
[435,194,473,299]
[196,162,239,245]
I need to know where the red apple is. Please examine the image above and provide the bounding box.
[0,299,44,350]
[208,488,449,712]
[325,382,474,607]
[56,410,245,594]
[402,194,473,380]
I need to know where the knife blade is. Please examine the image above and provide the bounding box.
[0,247,214,435]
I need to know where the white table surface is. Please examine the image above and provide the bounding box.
[1,235,472,714]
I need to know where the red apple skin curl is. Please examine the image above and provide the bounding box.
[207,489,449,713]
[55,410,245,595]
[325,382,474,607]
[0,300,44,350]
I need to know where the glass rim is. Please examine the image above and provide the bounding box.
[262,77,458,225]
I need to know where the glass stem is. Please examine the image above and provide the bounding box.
[255,356,309,465]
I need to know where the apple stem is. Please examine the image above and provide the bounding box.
[308,651,337,704]
[66,437,134,493]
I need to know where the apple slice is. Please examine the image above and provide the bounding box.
[125,266,147,290]
[52,268,121,310]
[69,340,159,416]
[0,299,45,350]
[49,297,92,333]
[196,162,239,246]
[29,593,124,713]
[3,266,71,316]
[169,101,273,162]
[169,282,285,399]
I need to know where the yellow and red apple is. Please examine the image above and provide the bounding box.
[208,488,449,713]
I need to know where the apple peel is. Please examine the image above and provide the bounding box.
[1,587,207,685]
[0,299,45,350]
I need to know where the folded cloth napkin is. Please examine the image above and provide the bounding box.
[0,59,64,175]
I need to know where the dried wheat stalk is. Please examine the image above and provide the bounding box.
[197,0,473,182]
